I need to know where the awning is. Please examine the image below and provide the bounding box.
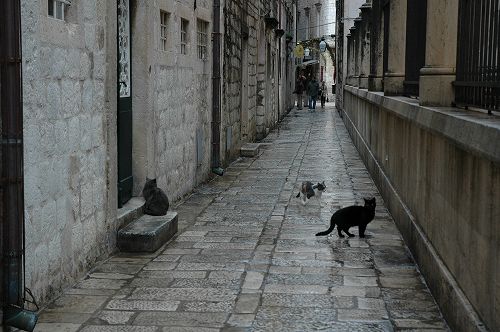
[298,60,319,67]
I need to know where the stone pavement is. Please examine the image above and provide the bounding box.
[33,104,450,331]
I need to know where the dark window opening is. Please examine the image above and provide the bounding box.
[404,0,427,97]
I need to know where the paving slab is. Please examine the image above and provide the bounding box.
[34,105,449,331]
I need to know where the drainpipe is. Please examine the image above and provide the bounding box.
[0,0,38,331]
[211,0,223,176]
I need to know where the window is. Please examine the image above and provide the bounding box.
[180,18,189,55]
[48,0,70,21]
[160,11,169,51]
[197,19,209,60]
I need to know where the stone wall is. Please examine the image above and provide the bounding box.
[131,0,213,200]
[19,0,214,307]
[221,0,292,159]
[343,86,500,332]
[21,0,118,303]
[221,0,246,162]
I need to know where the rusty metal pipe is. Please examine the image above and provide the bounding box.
[0,0,25,321]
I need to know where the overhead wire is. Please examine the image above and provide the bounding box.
[296,21,336,31]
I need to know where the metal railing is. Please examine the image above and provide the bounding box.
[455,0,500,114]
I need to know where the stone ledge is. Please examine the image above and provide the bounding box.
[117,212,178,252]
[117,197,145,226]
[345,85,500,164]
[341,108,488,332]
[240,143,260,157]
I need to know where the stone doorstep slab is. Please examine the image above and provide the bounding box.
[240,143,260,157]
[118,212,178,252]
[117,197,145,226]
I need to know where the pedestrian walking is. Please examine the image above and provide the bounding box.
[294,72,306,110]
[307,76,320,111]
[320,81,327,109]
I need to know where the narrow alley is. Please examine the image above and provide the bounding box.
[34,105,449,332]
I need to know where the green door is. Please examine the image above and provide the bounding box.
[117,0,133,207]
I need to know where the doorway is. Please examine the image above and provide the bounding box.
[117,0,133,207]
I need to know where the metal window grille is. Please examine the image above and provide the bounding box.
[160,11,169,52]
[181,18,189,55]
[404,0,427,97]
[48,0,70,21]
[197,19,208,60]
[455,0,500,114]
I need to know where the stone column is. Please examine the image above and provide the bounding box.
[353,18,362,87]
[369,0,384,91]
[304,7,310,39]
[315,3,322,38]
[419,0,459,106]
[384,0,407,95]
[359,3,372,89]
[346,34,353,85]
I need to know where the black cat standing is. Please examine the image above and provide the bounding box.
[316,198,376,238]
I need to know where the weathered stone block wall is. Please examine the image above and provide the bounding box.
[132,0,213,201]
[343,86,500,332]
[246,7,259,142]
[222,0,286,151]
[222,0,244,162]
[21,0,117,304]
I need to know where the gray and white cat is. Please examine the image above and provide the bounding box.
[296,181,326,205]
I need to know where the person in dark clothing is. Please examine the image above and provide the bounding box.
[320,81,327,108]
[295,72,306,110]
[307,76,320,111]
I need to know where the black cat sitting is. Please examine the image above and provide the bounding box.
[316,197,376,238]
[142,178,170,216]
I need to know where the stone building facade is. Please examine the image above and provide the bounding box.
[18,0,217,306]
[221,0,295,162]
[295,0,336,101]
[21,0,118,305]
[296,0,335,42]
[129,0,213,199]
[1,0,296,311]
[336,1,500,331]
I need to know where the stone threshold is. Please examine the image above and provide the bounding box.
[345,85,500,164]
[117,197,145,227]
[340,105,489,332]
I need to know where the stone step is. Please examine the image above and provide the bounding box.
[117,212,178,252]
[240,143,260,157]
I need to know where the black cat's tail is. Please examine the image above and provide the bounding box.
[316,222,335,236]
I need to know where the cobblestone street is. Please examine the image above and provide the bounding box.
[35,104,450,332]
